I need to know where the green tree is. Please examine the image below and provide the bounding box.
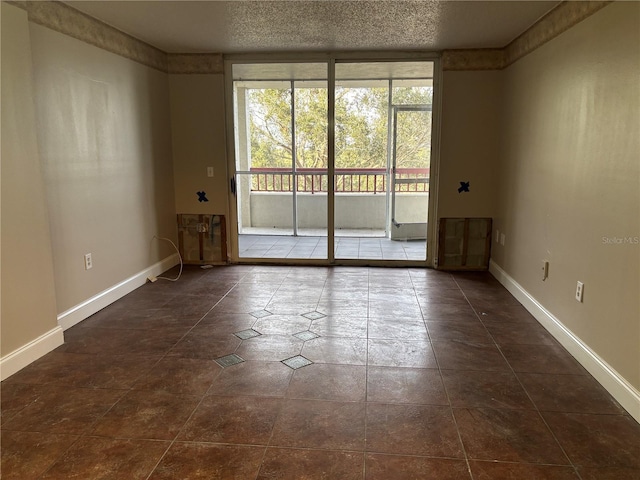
[246,83,432,192]
[248,88,292,168]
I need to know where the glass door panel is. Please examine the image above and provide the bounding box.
[389,106,431,260]
[233,63,328,260]
[236,172,295,258]
[334,64,390,260]
[391,107,431,225]
[333,61,433,261]
[294,80,328,246]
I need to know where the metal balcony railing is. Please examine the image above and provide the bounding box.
[250,167,429,194]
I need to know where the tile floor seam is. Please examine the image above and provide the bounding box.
[28,385,131,479]
[449,281,580,469]
[429,323,474,478]
[260,380,295,471]
[412,271,433,340]
[143,379,222,480]
[143,440,187,480]
[225,274,286,358]
[34,433,86,480]
[165,440,271,448]
[158,279,246,362]
[363,270,375,461]
[451,276,479,319]
[126,355,170,392]
[468,459,582,466]
[488,337,579,470]
[364,451,475,461]
[257,444,372,454]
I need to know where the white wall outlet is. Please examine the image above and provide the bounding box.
[575,281,584,302]
[542,260,549,280]
[500,233,506,246]
[495,229,500,243]
[207,167,214,177]
[84,253,93,270]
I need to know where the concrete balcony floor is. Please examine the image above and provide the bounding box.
[238,228,427,261]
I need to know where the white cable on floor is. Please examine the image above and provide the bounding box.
[152,235,183,282]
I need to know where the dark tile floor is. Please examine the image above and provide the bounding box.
[2,265,639,479]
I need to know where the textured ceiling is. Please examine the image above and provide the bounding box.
[66,1,560,54]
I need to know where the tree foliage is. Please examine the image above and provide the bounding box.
[246,83,432,172]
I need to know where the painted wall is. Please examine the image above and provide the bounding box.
[493,2,640,390]
[29,24,177,314]
[438,70,502,219]
[169,74,229,217]
[1,3,61,358]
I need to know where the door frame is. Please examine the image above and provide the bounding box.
[223,52,442,267]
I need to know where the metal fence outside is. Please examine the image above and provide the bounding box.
[250,167,429,194]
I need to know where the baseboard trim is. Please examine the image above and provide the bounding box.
[489,259,640,423]
[0,326,64,381]
[57,254,180,331]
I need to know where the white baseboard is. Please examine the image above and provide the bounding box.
[0,326,64,381]
[0,255,179,381]
[57,254,180,331]
[489,259,640,423]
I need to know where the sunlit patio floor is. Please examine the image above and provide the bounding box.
[238,229,426,261]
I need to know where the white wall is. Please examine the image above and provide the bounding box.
[29,24,177,315]
[1,3,62,371]
[493,2,639,397]
[248,192,428,230]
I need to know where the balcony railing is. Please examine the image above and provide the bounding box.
[250,167,429,194]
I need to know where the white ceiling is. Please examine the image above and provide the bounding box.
[66,0,560,54]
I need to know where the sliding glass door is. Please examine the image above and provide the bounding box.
[228,58,436,265]
[232,64,328,260]
[333,62,432,261]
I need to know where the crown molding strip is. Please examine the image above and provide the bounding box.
[504,0,613,67]
[168,53,224,74]
[442,1,613,71]
[25,0,168,72]
[441,49,504,71]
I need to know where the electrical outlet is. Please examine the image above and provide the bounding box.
[575,281,584,302]
[500,233,506,246]
[542,260,549,281]
[84,253,92,270]
[207,167,214,177]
